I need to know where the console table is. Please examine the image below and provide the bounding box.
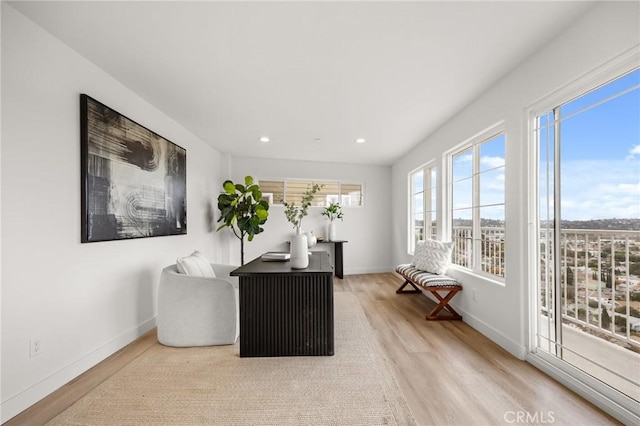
[316,240,347,279]
[230,252,334,357]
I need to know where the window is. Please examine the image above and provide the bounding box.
[449,131,505,278]
[339,183,364,207]
[409,164,437,253]
[258,179,364,207]
[258,180,284,205]
[533,67,639,407]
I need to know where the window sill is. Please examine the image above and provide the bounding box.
[446,265,506,287]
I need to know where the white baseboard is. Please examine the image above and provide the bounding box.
[441,301,528,360]
[343,266,393,275]
[386,271,528,359]
[1,317,156,423]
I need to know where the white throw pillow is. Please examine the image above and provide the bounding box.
[176,251,216,277]
[411,239,453,275]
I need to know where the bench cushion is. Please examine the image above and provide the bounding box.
[396,264,460,288]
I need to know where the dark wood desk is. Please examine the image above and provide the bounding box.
[285,240,348,278]
[230,252,334,357]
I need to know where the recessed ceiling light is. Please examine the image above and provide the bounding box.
[259,136,270,143]
[355,138,366,144]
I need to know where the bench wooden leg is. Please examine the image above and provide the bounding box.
[396,279,422,294]
[425,289,462,321]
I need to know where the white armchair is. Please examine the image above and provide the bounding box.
[157,263,239,347]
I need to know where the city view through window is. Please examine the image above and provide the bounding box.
[451,133,506,278]
[536,68,639,401]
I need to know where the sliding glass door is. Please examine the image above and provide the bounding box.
[533,68,639,409]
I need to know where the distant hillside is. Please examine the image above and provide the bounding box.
[559,218,640,231]
[451,218,640,231]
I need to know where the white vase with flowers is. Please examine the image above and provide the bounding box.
[321,202,343,242]
[283,183,323,269]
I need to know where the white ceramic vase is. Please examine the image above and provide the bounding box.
[290,230,309,269]
[306,230,317,247]
[328,222,337,242]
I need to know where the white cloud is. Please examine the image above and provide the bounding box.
[480,156,505,168]
[626,144,640,160]
[613,182,640,194]
[557,159,639,220]
[483,175,505,190]
[454,153,472,163]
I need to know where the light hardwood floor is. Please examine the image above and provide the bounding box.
[6,273,619,425]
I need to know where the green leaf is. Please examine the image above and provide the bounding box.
[256,207,268,221]
[223,181,236,194]
[251,187,262,201]
[218,195,231,210]
[237,216,250,229]
[219,206,232,217]
[244,176,254,186]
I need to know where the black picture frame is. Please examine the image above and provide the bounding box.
[80,94,187,243]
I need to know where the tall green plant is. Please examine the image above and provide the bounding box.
[217,176,269,265]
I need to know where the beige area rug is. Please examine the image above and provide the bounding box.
[48,292,415,425]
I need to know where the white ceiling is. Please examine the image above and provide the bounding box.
[9,1,595,166]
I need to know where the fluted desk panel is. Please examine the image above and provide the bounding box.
[230,252,334,357]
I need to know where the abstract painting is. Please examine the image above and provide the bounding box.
[80,94,187,243]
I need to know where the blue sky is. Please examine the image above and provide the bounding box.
[423,69,639,224]
[561,70,639,160]
[546,69,640,221]
[451,134,505,221]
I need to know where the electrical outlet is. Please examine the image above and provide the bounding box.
[30,337,42,358]
[472,289,477,302]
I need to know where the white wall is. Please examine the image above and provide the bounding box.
[0,1,4,420]
[1,5,226,421]
[392,1,640,359]
[228,156,392,274]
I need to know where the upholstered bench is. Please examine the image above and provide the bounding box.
[395,263,463,321]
